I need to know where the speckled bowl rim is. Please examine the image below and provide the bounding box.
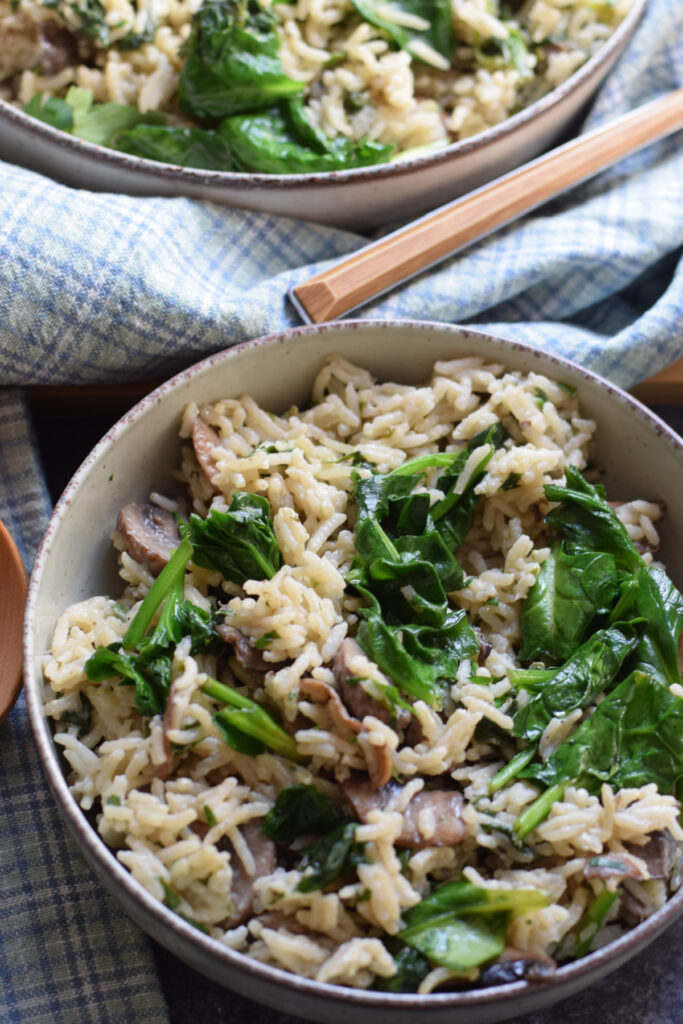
[1,0,646,192]
[24,318,683,1017]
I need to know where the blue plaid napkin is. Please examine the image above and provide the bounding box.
[1,0,682,1018]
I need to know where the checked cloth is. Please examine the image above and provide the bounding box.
[0,0,682,1019]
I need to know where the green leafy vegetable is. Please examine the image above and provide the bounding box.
[431,424,508,552]
[544,467,643,574]
[573,888,620,957]
[398,881,550,971]
[518,672,683,830]
[24,94,74,131]
[473,26,532,80]
[202,677,305,763]
[113,124,234,169]
[512,625,640,744]
[626,565,683,688]
[519,543,619,662]
[262,785,343,842]
[296,822,365,892]
[350,0,452,67]
[219,103,395,173]
[178,0,304,119]
[375,942,431,992]
[181,493,282,585]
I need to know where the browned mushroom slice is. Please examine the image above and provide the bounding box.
[217,623,274,673]
[334,638,411,729]
[474,626,492,666]
[625,830,681,880]
[225,820,276,928]
[584,853,647,882]
[341,776,467,848]
[154,679,184,780]
[117,502,181,575]
[36,20,80,75]
[192,417,222,494]
[479,947,557,987]
[299,677,362,740]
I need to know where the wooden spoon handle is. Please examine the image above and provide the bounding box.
[291,89,683,324]
[0,519,28,724]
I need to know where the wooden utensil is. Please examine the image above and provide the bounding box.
[291,89,683,324]
[0,519,28,723]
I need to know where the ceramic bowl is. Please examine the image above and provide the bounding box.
[24,319,683,1023]
[1,0,646,230]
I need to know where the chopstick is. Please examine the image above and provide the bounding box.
[290,89,683,324]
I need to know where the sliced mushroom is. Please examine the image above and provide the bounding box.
[299,677,362,740]
[340,776,467,848]
[225,820,276,929]
[333,638,411,729]
[192,417,222,494]
[217,623,273,673]
[36,20,79,75]
[474,626,492,666]
[117,502,180,575]
[625,830,680,880]
[584,853,648,882]
[155,679,185,780]
[479,947,557,987]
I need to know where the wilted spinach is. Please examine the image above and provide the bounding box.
[398,881,550,971]
[178,0,304,118]
[350,0,452,67]
[219,101,394,173]
[181,492,282,585]
[519,543,619,662]
[262,785,344,842]
[113,124,234,169]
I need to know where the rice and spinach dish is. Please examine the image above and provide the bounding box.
[1,0,633,173]
[43,355,683,993]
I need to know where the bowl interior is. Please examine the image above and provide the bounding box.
[24,320,683,1024]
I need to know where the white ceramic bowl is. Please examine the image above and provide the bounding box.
[24,319,683,1023]
[1,0,646,230]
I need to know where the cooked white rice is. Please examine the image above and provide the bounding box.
[42,355,682,991]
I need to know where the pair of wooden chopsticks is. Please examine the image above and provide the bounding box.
[290,89,683,324]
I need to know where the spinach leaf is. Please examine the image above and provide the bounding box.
[24,94,74,131]
[544,467,643,574]
[178,0,304,119]
[399,609,478,676]
[113,124,233,169]
[350,0,452,67]
[25,86,164,145]
[573,888,620,958]
[627,564,683,688]
[181,493,282,585]
[520,670,683,795]
[474,26,532,79]
[202,677,305,763]
[262,785,343,842]
[356,608,443,704]
[219,104,394,173]
[296,822,365,892]
[431,424,507,552]
[512,625,640,744]
[398,881,549,971]
[85,642,172,717]
[519,544,619,662]
[374,942,430,992]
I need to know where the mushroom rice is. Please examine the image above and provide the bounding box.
[43,354,683,993]
[1,0,635,172]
